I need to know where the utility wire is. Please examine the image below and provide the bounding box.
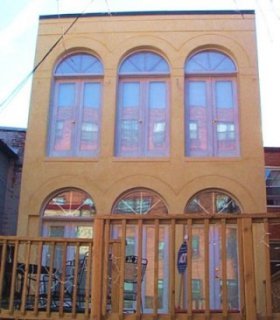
[0,0,95,112]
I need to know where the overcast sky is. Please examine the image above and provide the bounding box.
[0,0,280,146]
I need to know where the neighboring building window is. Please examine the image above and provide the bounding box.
[185,51,239,157]
[48,53,103,157]
[112,188,168,215]
[115,52,170,157]
[185,189,241,215]
[266,168,280,207]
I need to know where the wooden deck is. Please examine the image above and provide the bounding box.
[1,214,280,320]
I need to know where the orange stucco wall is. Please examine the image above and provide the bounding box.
[18,11,266,236]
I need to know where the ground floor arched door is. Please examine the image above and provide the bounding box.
[111,188,169,313]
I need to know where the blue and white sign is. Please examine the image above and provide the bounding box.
[177,241,188,274]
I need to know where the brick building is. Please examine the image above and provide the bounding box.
[0,127,26,235]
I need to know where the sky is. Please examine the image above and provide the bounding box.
[0,0,280,146]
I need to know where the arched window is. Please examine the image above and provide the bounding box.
[115,51,170,157]
[42,188,96,238]
[185,50,239,157]
[48,53,103,157]
[112,188,168,215]
[185,189,241,215]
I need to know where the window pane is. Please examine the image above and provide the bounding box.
[215,81,233,109]
[149,82,167,109]
[186,81,210,157]
[147,82,168,155]
[187,82,206,107]
[122,83,140,108]
[112,189,168,215]
[120,119,140,150]
[216,122,235,141]
[186,51,236,73]
[44,190,96,217]
[57,83,76,107]
[119,52,169,74]
[55,53,103,75]
[266,169,280,206]
[83,83,101,108]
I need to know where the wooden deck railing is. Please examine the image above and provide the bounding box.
[1,214,280,320]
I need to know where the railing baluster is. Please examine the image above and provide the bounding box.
[46,241,55,317]
[118,219,126,320]
[264,218,272,318]
[221,219,228,318]
[33,241,43,315]
[71,242,80,318]
[136,218,143,317]
[204,218,210,318]
[169,218,176,318]
[84,241,92,318]
[102,219,110,316]
[0,239,7,311]
[237,218,245,317]
[9,240,19,313]
[153,219,159,318]
[187,218,192,318]
[58,242,67,317]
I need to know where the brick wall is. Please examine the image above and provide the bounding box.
[264,147,280,167]
[0,127,26,235]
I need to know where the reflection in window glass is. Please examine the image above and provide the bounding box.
[185,190,241,215]
[265,168,280,206]
[217,123,235,141]
[187,82,206,107]
[149,82,166,109]
[122,83,140,108]
[112,189,167,215]
[44,189,96,217]
[58,83,76,107]
[215,81,233,109]
[83,83,101,108]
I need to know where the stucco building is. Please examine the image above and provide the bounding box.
[1,10,278,320]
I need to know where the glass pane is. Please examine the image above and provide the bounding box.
[44,190,96,217]
[57,83,76,107]
[120,119,140,151]
[215,81,233,109]
[187,82,206,107]
[122,83,140,108]
[119,52,169,74]
[216,122,235,141]
[186,81,209,157]
[185,190,241,215]
[112,189,168,215]
[55,53,103,75]
[266,169,280,206]
[83,83,101,108]
[186,51,236,73]
[149,82,167,109]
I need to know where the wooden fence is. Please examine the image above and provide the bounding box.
[0,214,280,319]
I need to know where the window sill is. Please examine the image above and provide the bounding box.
[112,157,171,162]
[44,157,100,162]
[184,157,242,162]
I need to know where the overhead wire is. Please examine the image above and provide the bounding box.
[0,0,95,112]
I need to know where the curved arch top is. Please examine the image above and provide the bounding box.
[119,51,170,75]
[185,50,236,74]
[55,53,103,76]
[112,187,168,215]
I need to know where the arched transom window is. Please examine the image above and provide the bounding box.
[185,50,239,157]
[115,51,170,157]
[112,188,168,215]
[48,53,103,157]
[185,189,241,215]
[42,188,96,238]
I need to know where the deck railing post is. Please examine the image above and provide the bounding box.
[241,218,257,319]
[92,217,105,320]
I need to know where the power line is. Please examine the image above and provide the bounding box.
[0,0,95,112]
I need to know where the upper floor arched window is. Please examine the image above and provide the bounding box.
[185,50,239,157]
[48,53,103,157]
[115,51,170,157]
